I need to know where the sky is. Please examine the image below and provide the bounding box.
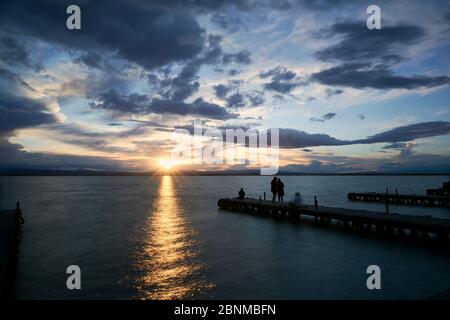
[0,0,450,173]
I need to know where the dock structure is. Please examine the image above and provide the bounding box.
[347,192,450,208]
[0,203,24,298]
[217,198,450,245]
[427,180,450,197]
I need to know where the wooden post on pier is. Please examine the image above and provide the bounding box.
[1,202,24,298]
[314,196,318,210]
[348,191,450,208]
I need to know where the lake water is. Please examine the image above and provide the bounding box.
[1,175,449,299]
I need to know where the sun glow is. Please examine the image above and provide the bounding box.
[158,158,177,170]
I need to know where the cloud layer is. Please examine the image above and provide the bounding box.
[279,121,450,148]
[311,21,450,89]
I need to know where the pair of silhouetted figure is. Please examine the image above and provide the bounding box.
[271,177,285,202]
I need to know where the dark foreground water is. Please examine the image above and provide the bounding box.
[1,175,449,299]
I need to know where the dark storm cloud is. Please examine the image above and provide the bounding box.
[0,68,35,92]
[226,92,246,108]
[146,35,221,102]
[0,36,41,71]
[91,90,148,115]
[355,121,450,144]
[278,128,348,148]
[214,81,263,108]
[195,34,224,65]
[264,81,299,94]
[260,66,296,81]
[228,69,240,76]
[310,112,337,122]
[148,98,237,119]
[74,52,104,69]
[382,142,408,149]
[210,12,243,32]
[214,84,233,99]
[311,63,450,90]
[315,22,424,64]
[213,80,241,98]
[247,93,265,107]
[142,0,257,11]
[170,0,354,12]
[0,94,57,134]
[381,141,417,159]
[311,21,450,90]
[297,0,354,11]
[325,88,343,97]
[222,50,252,64]
[0,58,57,163]
[138,0,350,12]
[260,66,306,93]
[147,35,250,103]
[159,62,201,101]
[0,0,205,70]
[444,11,450,22]
[1,0,254,120]
[91,89,237,120]
[278,121,450,149]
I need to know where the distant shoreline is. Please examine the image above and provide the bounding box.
[1,169,449,177]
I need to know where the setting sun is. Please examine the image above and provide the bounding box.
[158,158,177,170]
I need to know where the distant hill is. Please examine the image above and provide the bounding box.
[0,167,449,176]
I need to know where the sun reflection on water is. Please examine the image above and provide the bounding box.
[135,175,212,299]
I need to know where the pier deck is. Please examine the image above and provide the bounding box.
[218,198,450,244]
[348,192,450,208]
[0,204,24,298]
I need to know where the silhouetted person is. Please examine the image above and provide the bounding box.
[271,177,278,202]
[277,178,285,202]
[238,188,245,200]
[292,192,302,205]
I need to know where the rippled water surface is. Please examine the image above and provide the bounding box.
[1,175,449,299]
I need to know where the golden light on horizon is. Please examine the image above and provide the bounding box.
[158,158,177,171]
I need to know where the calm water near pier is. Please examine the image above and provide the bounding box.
[1,175,449,299]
